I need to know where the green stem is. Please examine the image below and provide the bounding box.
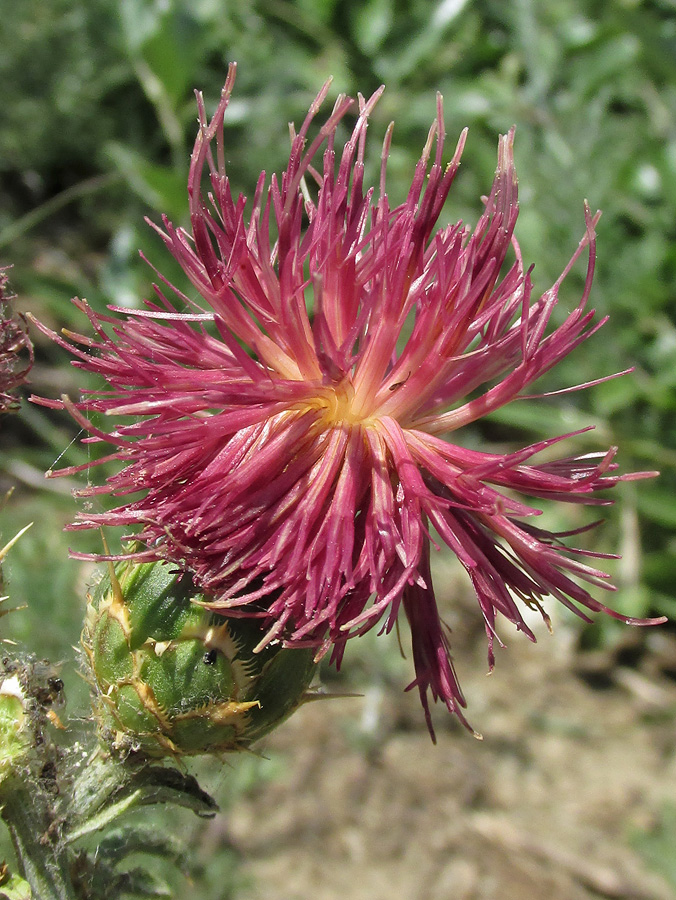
[0,776,78,900]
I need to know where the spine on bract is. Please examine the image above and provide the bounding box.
[84,558,317,757]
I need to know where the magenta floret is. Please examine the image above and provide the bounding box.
[32,64,664,738]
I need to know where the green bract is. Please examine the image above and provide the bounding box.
[84,559,317,757]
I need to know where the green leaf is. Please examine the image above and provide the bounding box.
[351,0,394,55]
[66,757,218,844]
[112,867,172,898]
[105,143,187,221]
[94,825,193,875]
[118,0,164,55]
[637,488,676,529]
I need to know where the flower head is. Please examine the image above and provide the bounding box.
[0,269,32,415]
[34,64,664,738]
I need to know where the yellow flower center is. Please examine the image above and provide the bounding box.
[307,378,380,430]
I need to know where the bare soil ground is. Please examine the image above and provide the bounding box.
[215,614,676,900]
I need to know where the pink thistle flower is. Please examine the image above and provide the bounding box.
[0,267,32,415]
[33,64,664,738]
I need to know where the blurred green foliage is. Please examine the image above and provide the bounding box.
[0,0,674,895]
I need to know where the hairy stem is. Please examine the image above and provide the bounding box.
[0,775,78,900]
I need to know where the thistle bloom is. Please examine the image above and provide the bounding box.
[0,269,31,415]
[34,65,663,737]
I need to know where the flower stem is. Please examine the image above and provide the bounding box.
[0,775,78,900]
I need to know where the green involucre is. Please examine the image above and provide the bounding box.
[84,559,316,757]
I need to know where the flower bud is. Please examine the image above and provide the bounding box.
[84,559,316,757]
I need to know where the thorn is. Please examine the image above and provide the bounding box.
[0,523,33,561]
[100,530,125,612]
[301,688,363,704]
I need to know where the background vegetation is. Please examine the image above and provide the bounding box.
[0,0,674,896]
